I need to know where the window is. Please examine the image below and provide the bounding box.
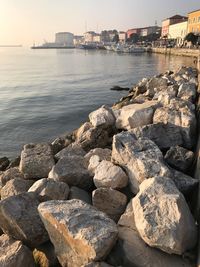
[193,18,196,23]
[198,16,200,22]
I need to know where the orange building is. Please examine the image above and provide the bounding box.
[188,9,200,34]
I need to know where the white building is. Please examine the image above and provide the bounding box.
[55,32,74,47]
[168,21,188,46]
[118,31,127,43]
[84,31,96,43]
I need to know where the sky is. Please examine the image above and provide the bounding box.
[0,0,199,45]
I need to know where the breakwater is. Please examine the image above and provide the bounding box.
[0,65,199,267]
[151,47,200,58]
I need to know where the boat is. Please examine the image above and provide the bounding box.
[129,46,145,53]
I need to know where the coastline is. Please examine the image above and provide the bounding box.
[151,47,200,58]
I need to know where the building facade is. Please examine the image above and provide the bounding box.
[84,31,96,43]
[188,9,200,34]
[55,32,74,47]
[168,21,188,46]
[118,31,127,43]
[126,28,141,39]
[161,15,187,38]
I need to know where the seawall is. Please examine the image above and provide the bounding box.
[151,47,199,58]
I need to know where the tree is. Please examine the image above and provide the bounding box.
[185,33,198,45]
[113,34,119,43]
[129,33,139,44]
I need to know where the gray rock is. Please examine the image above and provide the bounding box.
[178,82,196,102]
[38,199,118,267]
[75,122,110,151]
[112,132,171,194]
[1,178,34,200]
[48,155,93,190]
[131,123,184,149]
[84,148,111,166]
[88,155,102,174]
[28,178,69,201]
[19,143,55,179]
[0,234,35,267]
[116,101,158,130]
[164,146,194,172]
[89,105,115,128]
[51,133,74,155]
[0,192,48,247]
[0,157,9,171]
[7,156,20,169]
[132,177,197,255]
[92,188,127,222]
[55,143,86,161]
[94,160,128,189]
[0,167,24,187]
[68,186,92,204]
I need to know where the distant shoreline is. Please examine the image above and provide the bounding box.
[0,45,22,47]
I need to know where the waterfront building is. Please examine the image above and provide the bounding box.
[161,15,187,38]
[127,28,141,39]
[118,31,127,43]
[188,9,200,34]
[140,26,161,37]
[73,35,84,46]
[55,32,74,47]
[168,21,188,46]
[84,31,96,43]
[93,34,101,43]
[101,30,118,43]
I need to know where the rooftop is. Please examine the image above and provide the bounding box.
[162,14,188,21]
[188,9,200,14]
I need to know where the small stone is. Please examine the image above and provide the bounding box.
[7,156,20,169]
[0,167,24,187]
[89,105,115,128]
[28,178,69,201]
[19,143,55,179]
[92,188,127,222]
[68,186,92,204]
[84,148,111,165]
[94,160,128,189]
[38,199,118,267]
[88,155,102,174]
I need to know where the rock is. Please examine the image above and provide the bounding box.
[92,188,127,222]
[0,167,24,187]
[108,226,194,267]
[75,122,110,151]
[112,132,171,194]
[89,105,115,128]
[1,178,34,200]
[84,262,113,267]
[177,82,196,102]
[153,99,196,149]
[116,101,158,130]
[7,156,20,169]
[118,200,135,229]
[93,160,128,189]
[68,186,92,204]
[48,155,93,191]
[0,192,48,247]
[0,234,35,267]
[84,148,111,165]
[131,122,184,149]
[164,146,194,172]
[38,199,118,267]
[28,178,69,201]
[170,168,198,195]
[110,85,129,91]
[33,241,60,267]
[132,177,197,255]
[55,143,86,161]
[0,157,9,171]
[51,133,74,155]
[19,143,55,179]
[88,155,102,174]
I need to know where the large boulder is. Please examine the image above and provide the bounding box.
[132,177,197,255]
[75,122,110,151]
[92,188,127,222]
[19,143,55,179]
[0,234,35,267]
[164,146,194,172]
[153,99,196,149]
[55,143,86,161]
[84,148,111,166]
[116,101,158,130]
[112,132,170,194]
[131,122,183,149]
[38,199,118,267]
[48,155,93,191]
[1,178,34,200]
[28,178,69,201]
[93,160,128,189]
[89,105,115,128]
[0,192,48,247]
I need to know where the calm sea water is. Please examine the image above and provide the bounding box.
[0,47,194,158]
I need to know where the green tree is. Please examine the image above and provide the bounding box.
[185,33,198,45]
[113,34,119,43]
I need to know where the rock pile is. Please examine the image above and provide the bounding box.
[0,66,199,267]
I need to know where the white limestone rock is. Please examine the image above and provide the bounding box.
[89,105,115,128]
[84,148,111,165]
[38,199,118,267]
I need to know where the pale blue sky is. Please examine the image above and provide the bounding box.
[0,0,199,45]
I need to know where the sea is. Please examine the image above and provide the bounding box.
[0,47,195,158]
